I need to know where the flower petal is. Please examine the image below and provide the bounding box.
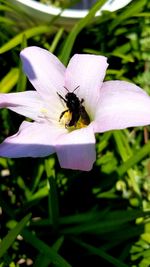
[20,46,66,104]
[0,91,46,121]
[0,121,66,158]
[55,124,96,171]
[65,54,108,117]
[94,81,150,132]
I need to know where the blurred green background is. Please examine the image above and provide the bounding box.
[0,0,150,266]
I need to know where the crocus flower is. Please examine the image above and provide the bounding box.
[0,46,150,171]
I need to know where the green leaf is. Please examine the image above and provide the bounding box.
[0,25,56,54]
[22,229,71,267]
[117,141,150,177]
[62,210,150,234]
[31,163,45,193]
[33,236,64,267]
[60,209,104,225]
[0,213,31,258]
[73,238,128,267]
[0,16,14,25]
[109,0,147,30]
[0,4,14,12]
[28,185,49,201]
[45,158,59,228]
[16,34,27,92]
[0,68,19,93]
[49,27,64,53]
[113,131,141,195]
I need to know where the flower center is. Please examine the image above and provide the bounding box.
[59,107,90,130]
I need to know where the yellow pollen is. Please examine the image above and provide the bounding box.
[59,110,90,130]
[59,111,71,126]
[40,108,48,114]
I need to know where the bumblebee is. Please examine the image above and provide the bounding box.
[57,86,90,128]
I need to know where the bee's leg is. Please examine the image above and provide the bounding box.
[57,92,67,103]
[59,109,69,121]
[65,122,69,129]
[81,98,84,104]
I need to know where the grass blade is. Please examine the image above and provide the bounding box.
[22,229,71,267]
[0,68,19,93]
[33,236,64,267]
[117,141,150,176]
[73,238,129,267]
[0,213,31,258]
[0,25,56,54]
[109,0,147,30]
[62,210,150,234]
[59,0,107,65]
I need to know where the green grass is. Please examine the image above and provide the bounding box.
[0,0,150,266]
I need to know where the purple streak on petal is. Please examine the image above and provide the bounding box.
[65,54,108,118]
[94,80,150,132]
[55,124,96,171]
[0,121,66,158]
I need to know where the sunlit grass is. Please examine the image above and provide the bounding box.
[0,0,150,266]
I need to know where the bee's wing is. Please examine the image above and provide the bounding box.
[80,106,90,125]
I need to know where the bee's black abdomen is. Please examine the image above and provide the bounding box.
[68,112,80,127]
[80,106,90,125]
[57,88,90,128]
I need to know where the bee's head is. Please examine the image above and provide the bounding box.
[65,92,75,100]
[64,86,79,100]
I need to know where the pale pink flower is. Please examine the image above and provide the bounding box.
[0,46,150,171]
